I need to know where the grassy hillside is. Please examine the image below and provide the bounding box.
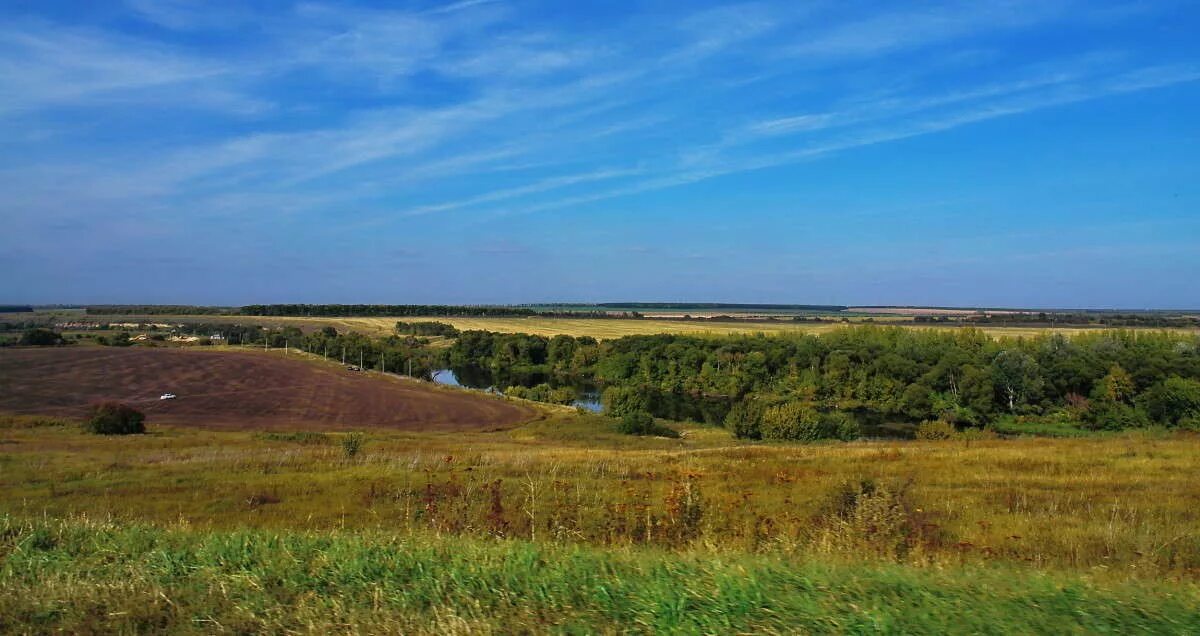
[3,414,1198,574]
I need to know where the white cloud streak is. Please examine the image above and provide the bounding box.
[1,0,1193,242]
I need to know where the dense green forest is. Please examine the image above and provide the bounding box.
[445,327,1200,438]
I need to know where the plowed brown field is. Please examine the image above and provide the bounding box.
[0,347,535,431]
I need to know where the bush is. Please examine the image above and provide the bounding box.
[504,383,577,405]
[760,403,858,442]
[915,419,957,440]
[724,398,766,440]
[824,411,861,442]
[815,479,946,561]
[616,411,680,438]
[85,402,145,435]
[341,432,366,458]
[760,403,822,441]
[19,328,63,346]
[1083,401,1151,431]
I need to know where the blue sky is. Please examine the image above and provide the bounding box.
[1,1,1198,308]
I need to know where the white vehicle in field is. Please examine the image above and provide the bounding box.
[159,393,177,400]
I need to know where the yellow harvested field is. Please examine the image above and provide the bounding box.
[86,313,1199,340]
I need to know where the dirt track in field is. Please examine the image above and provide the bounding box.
[0,347,536,431]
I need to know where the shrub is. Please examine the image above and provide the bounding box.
[19,328,63,346]
[505,383,577,405]
[760,403,822,441]
[724,398,766,440]
[824,411,861,441]
[85,402,145,435]
[760,403,858,442]
[956,427,999,441]
[616,411,679,438]
[1083,401,1151,431]
[815,479,946,562]
[341,432,366,458]
[915,419,957,440]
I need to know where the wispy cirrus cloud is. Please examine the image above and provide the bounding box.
[1,0,1196,305]
[0,21,254,116]
[465,62,1200,221]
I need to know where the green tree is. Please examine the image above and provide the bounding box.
[1096,365,1136,404]
[1138,377,1200,427]
[991,350,1043,413]
[601,386,650,417]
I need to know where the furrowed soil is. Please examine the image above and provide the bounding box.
[0,347,535,431]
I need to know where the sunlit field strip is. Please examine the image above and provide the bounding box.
[75,313,1200,340]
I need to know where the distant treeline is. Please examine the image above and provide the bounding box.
[0,305,33,313]
[671,314,835,323]
[964,313,1200,329]
[87,304,640,318]
[241,304,642,318]
[86,304,543,317]
[395,321,460,337]
[85,305,232,315]
[241,304,546,317]
[595,302,848,312]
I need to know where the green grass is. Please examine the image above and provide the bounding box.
[992,415,1098,438]
[2,515,1196,634]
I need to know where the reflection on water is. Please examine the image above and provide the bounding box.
[430,369,465,387]
[431,368,602,413]
[431,369,914,437]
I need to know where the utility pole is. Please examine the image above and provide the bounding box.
[341,347,346,365]
[359,349,363,370]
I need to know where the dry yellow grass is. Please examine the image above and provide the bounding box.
[3,413,1197,578]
